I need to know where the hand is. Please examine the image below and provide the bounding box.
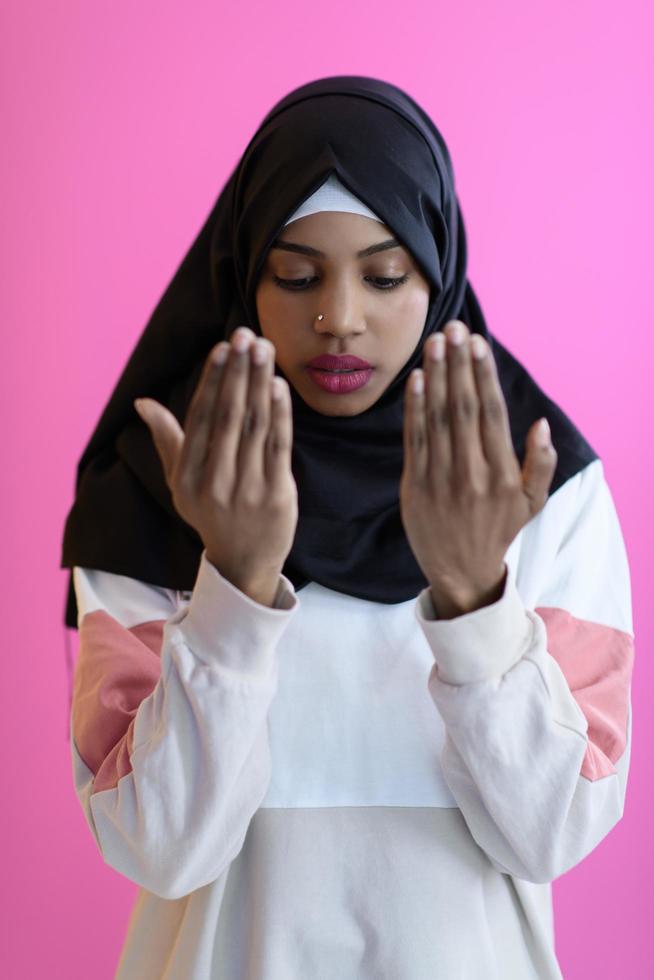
[399,320,557,618]
[133,326,299,601]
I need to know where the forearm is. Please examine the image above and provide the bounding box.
[71,554,299,899]
[416,507,634,885]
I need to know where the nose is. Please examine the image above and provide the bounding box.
[312,279,366,339]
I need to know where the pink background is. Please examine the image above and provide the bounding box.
[3,1,652,976]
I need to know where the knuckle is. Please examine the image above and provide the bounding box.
[481,397,505,425]
[268,432,290,453]
[267,487,286,508]
[463,476,487,498]
[238,488,263,510]
[202,480,229,507]
[451,394,478,421]
[216,400,238,426]
[493,472,521,495]
[242,407,266,435]
[410,428,425,451]
[427,403,448,430]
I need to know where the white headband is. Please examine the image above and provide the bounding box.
[283,173,384,227]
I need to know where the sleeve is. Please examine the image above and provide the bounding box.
[70,549,299,900]
[414,458,634,884]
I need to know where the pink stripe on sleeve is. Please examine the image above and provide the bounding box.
[535,606,634,781]
[72,610,166,794]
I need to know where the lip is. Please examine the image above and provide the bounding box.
[306,354,372,370]
[307,366,373,394]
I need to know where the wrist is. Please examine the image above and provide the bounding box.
[429,564,507,620]
[205,553,283,608]
[240,576,282,608]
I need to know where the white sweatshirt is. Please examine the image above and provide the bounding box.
[70,456,634,979]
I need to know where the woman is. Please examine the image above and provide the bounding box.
[61,75,635,979]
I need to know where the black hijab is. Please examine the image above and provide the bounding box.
[60,74,599,630]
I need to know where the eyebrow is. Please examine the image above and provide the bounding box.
[270,237,402,259]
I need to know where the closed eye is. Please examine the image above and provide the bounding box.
[272,274,410,291]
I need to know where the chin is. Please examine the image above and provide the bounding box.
[310,393,376,417]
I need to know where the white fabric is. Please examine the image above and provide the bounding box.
[69,457,634,979]
[283,172,384,227]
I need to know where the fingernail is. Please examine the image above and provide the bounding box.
[252,340,268,364]
[536,418,550,446]
[135,399,152,424]
[428,334,445,360]
[470,335,487,359]
[447,322,464,345]
[234,329,250,352]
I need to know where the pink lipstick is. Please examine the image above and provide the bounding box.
[306,353,374,395]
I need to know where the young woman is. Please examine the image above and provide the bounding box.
[61,75,635,979]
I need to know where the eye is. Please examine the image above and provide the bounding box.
[272,274,411,291]
[366,274,410,290]
[272,275,318,290]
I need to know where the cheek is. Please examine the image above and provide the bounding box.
[402,283,430,317]
[257,282,300,325]
[391,288,429,356]
[379,287,429,346]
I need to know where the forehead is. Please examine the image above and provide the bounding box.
[269,211,408,259]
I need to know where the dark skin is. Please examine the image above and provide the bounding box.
[135,212,557,615]
[401,321,557,618]
[255,211,430,417]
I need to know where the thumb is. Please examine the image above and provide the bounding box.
[134,398,184,486]
[521,418,558,517]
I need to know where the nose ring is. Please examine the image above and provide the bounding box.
[315,313,325,321]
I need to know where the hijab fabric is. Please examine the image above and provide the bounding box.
[60,74,599,631]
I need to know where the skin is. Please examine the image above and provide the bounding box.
[400,322,558,618]
[135,212,558,615]
[255,211,431,416]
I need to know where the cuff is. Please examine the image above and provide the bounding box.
[415,561,534,685]
[173,550,299,676]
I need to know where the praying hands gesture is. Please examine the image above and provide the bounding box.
[134,327,298,608]
[399,320,558,619]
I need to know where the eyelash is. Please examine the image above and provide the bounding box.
[272,274,410,292]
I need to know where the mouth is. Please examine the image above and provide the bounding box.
[306,354,373,371]
[306,365,374,394]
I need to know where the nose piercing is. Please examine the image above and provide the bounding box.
[315,313,325,321]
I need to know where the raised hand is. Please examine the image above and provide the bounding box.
[399,320,557,619]
[133,326,298,607]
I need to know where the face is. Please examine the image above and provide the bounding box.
[254,211,431,416]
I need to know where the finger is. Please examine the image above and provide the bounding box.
[204,327,254,499]
[134,398,184,487]
[265,375,294,492]
[236,337,275,486]
[469,333,521,479]
[177,342,229,491]
[521,418,558,517]
[403,368,428,483]
[423,332,451,483]
[444,321,486,485]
